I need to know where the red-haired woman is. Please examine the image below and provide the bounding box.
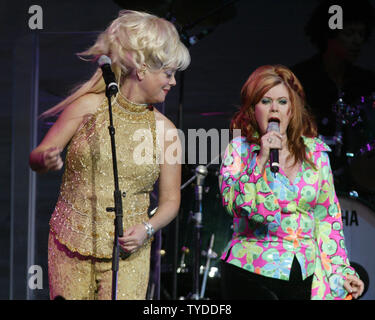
[219,65,364,300]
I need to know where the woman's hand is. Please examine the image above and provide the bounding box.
[41,147,64,171]
[29,93,104,174]
[344,274,364,299]
[257,131,283,172]
[118,223,149,254]
[30,146,64,173]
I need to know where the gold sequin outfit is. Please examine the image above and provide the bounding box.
[48,93,160,300]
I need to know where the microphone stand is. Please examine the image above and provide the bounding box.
[172,70,185,299]
[191,165,208,300]
[333,92,346,158]
[200,233,217,299]
[179,153,222,300]
[177,147,238,299]
[165,1,238,298]
[104,85,124,301]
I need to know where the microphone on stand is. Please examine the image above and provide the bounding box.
[98,55,119,97]
[195,165,208,192]
[192,165,208,300]
[98,54,122,300]
[267,121,280,173]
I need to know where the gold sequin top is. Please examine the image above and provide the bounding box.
[50,93,160,258]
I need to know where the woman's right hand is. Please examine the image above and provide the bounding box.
[29,93,105,174]
[42,147,64,171]
[257,131,283,173]
[30,147,63,173]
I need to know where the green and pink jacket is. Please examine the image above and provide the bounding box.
[220,136,356,299]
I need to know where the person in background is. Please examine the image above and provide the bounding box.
[292,0,375,138]
[291,0,375,177]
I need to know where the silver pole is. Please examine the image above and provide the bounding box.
[26,32,39,300]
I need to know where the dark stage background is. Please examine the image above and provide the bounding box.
[1,0,374,300]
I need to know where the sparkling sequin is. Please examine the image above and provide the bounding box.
[48,232,151,300]
[48,94,159,299]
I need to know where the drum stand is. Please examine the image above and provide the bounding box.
[200,234,218,299]
[178,152,223,300]
[333,93,345,158]
[192,165,208,300]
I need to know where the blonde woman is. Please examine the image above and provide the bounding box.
[29,10,190,300]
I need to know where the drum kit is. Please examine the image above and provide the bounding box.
[160,92,375,300]
[323,92,375,190]
[324,92,375,300]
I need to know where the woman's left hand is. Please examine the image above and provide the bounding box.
[118,224,148,254]
[344,274,364,299]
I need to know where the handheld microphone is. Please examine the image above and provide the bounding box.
[267,121,280,173]
[98,55,118,97]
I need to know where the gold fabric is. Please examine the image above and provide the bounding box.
[50,93,160,259]
[48,231,151,300]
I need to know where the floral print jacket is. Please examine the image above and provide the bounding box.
[219,136,356,299]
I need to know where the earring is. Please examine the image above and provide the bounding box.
[137,67,146,80]
[140,65,147,74]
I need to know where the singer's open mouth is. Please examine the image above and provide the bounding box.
[268,117,280,123]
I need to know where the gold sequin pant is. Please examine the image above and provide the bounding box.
[48,232,150,300]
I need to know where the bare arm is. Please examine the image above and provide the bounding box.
[29,93,104,173]
[119,112,181,252]
[149,131,181,232]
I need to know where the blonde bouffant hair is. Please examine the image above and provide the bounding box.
[41,10,190,118]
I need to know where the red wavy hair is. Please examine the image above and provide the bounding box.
[231,65,317,168]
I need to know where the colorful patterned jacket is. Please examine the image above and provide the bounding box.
[219,136,356,299]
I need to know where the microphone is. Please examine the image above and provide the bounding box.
[267,121,280,173]
[98,55,118,97]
